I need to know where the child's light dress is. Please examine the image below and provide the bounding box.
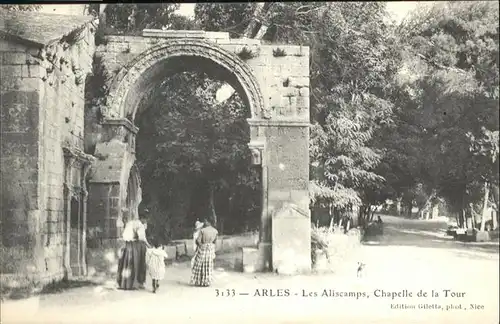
[146,247,168,280]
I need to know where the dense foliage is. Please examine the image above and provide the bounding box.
[190,1,498,228]
[385,1,499,224]
[135,72,260,242]
[99,1,498,237]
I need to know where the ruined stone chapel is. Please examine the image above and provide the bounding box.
[0,9,311,284]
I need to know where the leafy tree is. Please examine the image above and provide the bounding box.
[103,4,184,34]
[194,3,403,227]
[194,3,258,38]
[304,3,401,225]
[391,1,499,226]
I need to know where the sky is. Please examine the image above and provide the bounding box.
[175,2,432,23]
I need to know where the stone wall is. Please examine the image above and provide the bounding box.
[0,23,96,283]
[0,39,41,277]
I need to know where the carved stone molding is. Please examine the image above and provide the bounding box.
[103,39,267,120]
[100,118,138,154]
[102,117,139,134]
[247,119,311,127]
[248,140,265,166]
[63,145,95,166]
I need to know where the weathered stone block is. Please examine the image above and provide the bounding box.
[475,231,491,242]
[1,141,33,157]
[105,42,131,53]
[2,52,28,65]
[176,243,187,257]
[1,65,23,78]
[289,64,310,77]
[228,38,260,45]
[110,197,120,208]
[296,96,309,108]
[215,239,223,252]
[1,90,40,132]
[281,87,300,97]
[184,240,195,256]
[143,29,207,38]
[0,39,28,52]
[47,197,61,211]
[222,237,236,251]
[269,190,291,202]
[205,31,230,40]
[272,205,311,274]
[289,77,309,87]
[284,46,308,57]
[241,247,259,273]
[290,190,310,212]
[163,245,177,260]
[299,87,309,97]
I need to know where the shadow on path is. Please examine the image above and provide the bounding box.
[363,215,500,258]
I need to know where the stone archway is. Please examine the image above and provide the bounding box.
[87,34,312,275]
[102,39,266,121]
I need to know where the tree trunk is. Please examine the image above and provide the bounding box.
[491,184,499,230]
[491,184,499,209]
[406,200,413,218]
[99,4,107,27]
[369,206,376,222]
[480,182,490,232]
[493,211,498,230]
[254,25,268,39]
[328,204,334,231]
[431,203,439,219]
[214,3,272,105]
[242,2,270,38]
[461,210,465,229]
[209,183,217,228]
[469,203,477,230]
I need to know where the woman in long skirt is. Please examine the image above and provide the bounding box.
[191,220,204,269]
[190,219,218,287]
[117,215,151,290]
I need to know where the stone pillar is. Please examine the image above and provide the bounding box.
[80,163,92,277]
[248,139,270,271]
[492,210,498,230]
[248,119,311,274]
[62,154,75,279]
[86,118,137,276]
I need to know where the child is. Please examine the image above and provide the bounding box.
[145,239,168,293]
[191,220,204,269]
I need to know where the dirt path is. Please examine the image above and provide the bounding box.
[2,216,499,324]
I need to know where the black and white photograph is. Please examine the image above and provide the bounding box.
[0,2,499,323]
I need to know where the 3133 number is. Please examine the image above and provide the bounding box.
[215,289,236,297]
